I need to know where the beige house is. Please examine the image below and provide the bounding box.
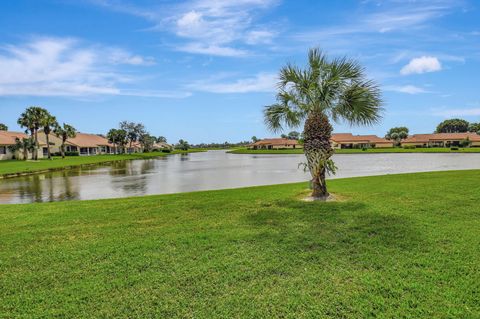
[152,142,173,151]
[0,131,45,160]
[331,133,393,149]
[248,138,302,150]
[402,133,480,148]
[65,133,118,155]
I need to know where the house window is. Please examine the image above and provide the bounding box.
[0,146,6,154]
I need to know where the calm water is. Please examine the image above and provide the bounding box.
[1,150,480,204]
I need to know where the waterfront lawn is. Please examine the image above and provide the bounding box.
[1,170,479,318]
[0,149,204,176]
[229,147,480,154]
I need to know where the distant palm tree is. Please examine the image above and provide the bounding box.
[0,123,8,131]
[54,123,77,158]
[17,106,49,160]
[41,112,58,160]
[264,48,383,199]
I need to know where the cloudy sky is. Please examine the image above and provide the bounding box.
[0,0,479,143]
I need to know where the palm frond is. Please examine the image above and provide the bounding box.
[331,80,383,126]
[263,103,303,133]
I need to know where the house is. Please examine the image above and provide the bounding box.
[248,138,302,150]
[330,133,393,149]
[402,133,480,148]
[249,138,302,149]
[64,133,118,155]
[152,142,173,151]
[0,131,45,160]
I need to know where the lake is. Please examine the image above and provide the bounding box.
[1,150,480,204]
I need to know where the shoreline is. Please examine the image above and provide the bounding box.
[0,149,205,179]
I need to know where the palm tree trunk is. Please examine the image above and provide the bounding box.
[61,141,65,159]
[303,112,334,199]
[34,129,39,160]
[46,133,52,160]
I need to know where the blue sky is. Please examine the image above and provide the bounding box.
[0,0,479,143]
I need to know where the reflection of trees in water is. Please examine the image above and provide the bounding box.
[13,170,81,203]
[107,160,154,194]
[109,161,129,176]
[180,154,190,161]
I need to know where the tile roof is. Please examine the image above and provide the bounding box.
[252,138,300,146]
[0,131,46,145]
[66,133,113,148]
[331,133,392,144]
[403,132,480,143]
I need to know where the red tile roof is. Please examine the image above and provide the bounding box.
[403,133,480,143]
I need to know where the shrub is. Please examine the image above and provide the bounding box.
[161,149,171,153]
[403,145,415,149]
[450,147,459,151]
[65,151,79,156]
[362,147,368,151]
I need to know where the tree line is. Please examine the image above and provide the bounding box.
[1,106,187,160]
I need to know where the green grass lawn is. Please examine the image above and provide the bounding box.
[1,170,479,318]
[0,149,204,177]
[229,147,480,154]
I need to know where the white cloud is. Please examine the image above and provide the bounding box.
[400,56,442,75]
[0,37,188,98]
[176,43,248,57]
[107,48,155,65]
[188,72,276,93]
[384,85,430,94]
[433,108,480,117]
[93,0,279,57]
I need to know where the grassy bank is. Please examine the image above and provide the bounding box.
[0,149,204,177]
[229,147,480,154]
[1,170,479,318]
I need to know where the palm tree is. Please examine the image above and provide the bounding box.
[0,123,8,131]
[8,137,35,160]
[54,123,77,158]
[17,106,49,160]
[41,112,58,160]
[264,48,383,199]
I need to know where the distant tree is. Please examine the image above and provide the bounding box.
[280,133,288,139]
[54,123,76,158]
[0,123,8,131]
[139,134,156,152]
[385,126,409,146]
[435,119,469,133]
[119,121,146,149]
[157,136,167,143]
[176,139,190,151]
[251,136,259,143]
[107,129,127,154]
[287,131,300,140]
[8,137,35,160]
[17,106,50,160]
[41,112,58,160]
[468,122,480,133]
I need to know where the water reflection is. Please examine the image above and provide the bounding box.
[1,151,480,204]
